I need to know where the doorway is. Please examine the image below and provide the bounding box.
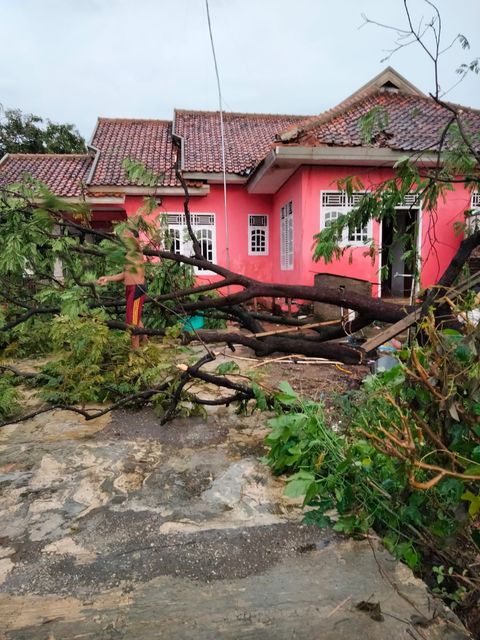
[380,207,419,298]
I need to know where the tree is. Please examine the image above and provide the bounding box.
[0,106,86,157]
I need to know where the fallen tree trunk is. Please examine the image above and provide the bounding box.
[186,329,365,363]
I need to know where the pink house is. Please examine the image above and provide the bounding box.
[1,68,479,298]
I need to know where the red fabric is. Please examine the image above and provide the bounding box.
[125,285,145,326]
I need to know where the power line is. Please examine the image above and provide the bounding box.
[205,0,230,270]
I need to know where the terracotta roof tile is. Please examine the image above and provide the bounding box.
[89,118,178,186]
[0,154,92,196]
[290,92,480,152]
[174,110,308,175]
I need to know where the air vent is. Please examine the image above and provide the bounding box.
[249,215,267,227]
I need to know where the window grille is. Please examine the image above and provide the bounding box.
[401,193,421,207]
[164,213,216,270]
[468,193,480,231]
[167,213,184,226]
[280,202,293,270]
[196,227,214,263]
[165,228,181,254]
[323,209,341,227]
[322,192,346,207]
[348,225,369,243]
[248,214,268,255]
[320,191,370,245]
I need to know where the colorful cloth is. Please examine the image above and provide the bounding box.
[125,284,146,326]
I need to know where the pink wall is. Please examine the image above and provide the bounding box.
[123,186,273,285]
[271,169,304,285]
[110,167,471,296]
[300,166,389,296]
[419,181,471,288]
[282,165,469,294]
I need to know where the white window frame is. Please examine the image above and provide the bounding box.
[164,213,216,274]
[468,192,480,232]
[248,214,269,256]
[320,191,372,246]
[280,201,294,270]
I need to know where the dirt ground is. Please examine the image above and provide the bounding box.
[264,360,370,399]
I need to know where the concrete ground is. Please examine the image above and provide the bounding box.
[0,399,471,639]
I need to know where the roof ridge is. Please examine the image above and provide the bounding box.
[4,153,91,159]
[97,117,172,124]
[175,108,308,119]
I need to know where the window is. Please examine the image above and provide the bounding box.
[280,201,293,270]
[248,214,268,255]
[468,192,480,232]
[320,191,371,245]
[164,213,216,271]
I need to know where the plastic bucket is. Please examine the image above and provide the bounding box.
[181,315,205,332]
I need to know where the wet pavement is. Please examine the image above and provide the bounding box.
[0,402,470,639]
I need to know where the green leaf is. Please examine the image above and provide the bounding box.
[396,542,420,570]
[303,510,332,528]
[461,491,480,517]
[463,464,480,476]
[275,381,299,405]
[284,477,316,499]
[215,361,240,375]
[252,382,268,410]
[333,514,359,534]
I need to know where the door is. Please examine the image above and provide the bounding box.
[380,207,419,298]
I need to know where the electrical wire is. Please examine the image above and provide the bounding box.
[205,0,230,271]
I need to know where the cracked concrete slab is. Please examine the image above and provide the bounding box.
[0,404,470,639]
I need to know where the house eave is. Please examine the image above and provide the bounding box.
[84,196,126,205]
[30,195,126,206]
[247,146,441,194]
[182,171,247,184]
[85,184,211,196]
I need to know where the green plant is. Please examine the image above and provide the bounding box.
[0,373,21,420]
[264,361,479,571]
[352,313,480,490]
[3,317,53,358]
[432,565,468,608]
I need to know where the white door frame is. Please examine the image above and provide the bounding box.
[378,205,422,299]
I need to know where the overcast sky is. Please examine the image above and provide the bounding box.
[1,0,479,140]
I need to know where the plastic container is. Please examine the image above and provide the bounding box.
[181,315,205,332]
[374,355,399,373]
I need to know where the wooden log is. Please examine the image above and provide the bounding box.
[252,320,341,338]
[360,310,420,355]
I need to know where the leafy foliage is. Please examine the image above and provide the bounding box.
[0,373,21,420]
[353,313,480,490]
[0,106,86,156]
[33,311,181,406]
[0,178,207,415]
[264,309,480,607]
[2,317,53,358]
